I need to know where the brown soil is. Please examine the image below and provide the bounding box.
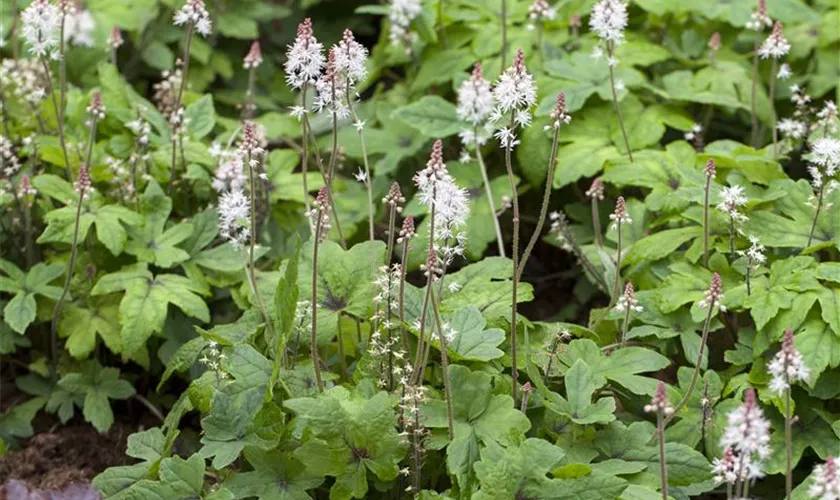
[0,424,132,492]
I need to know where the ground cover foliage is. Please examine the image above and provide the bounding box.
[0,0,839,498]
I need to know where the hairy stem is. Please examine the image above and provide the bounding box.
[300,86,311,213]
[607,42,633,163]
[336,315,348,381]
[311,218,325,392]
[806,184,824,248]
[430,287,455,440]
[657,413,669,500]
[169,23,194,196]
[750,35,761,146]
[517,124,560,280]
[663,302,715,427]
[503,118,521,405]
[475,133,505,257]
[784,385,792,500]
[613,221,623,300]
[592,198,603,249]
[769,58,779,156]
[346,86,375,276]
[38,58,71,180]
[246,153,278,390]
[620,305,631,348]
[703,175,712,267]
[50,114,98,383]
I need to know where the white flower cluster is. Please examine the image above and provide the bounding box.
[0,135,21,178]
[368,263,411,388]
[86,92,105,121]
[108,26,124,50]
[313,52,350,119]
[127,113,151,147]
[586,178,605,200]
[716,185,749,223]
[614,282,643,314]
[414,140,470,240]
[333,29,368,85]
[389,0,422,53]
[218,189,250,247]
[808,457,840,500]
[816,101,839,135]
[491,49,537,149]
[807,138,840,200]
[608,196,632,230]
[173,0,212,37]
[777,118,809,140]
[199,341,229,380]
[589,0,628,44]
[684,123,703,142]
[307,187,332,241]
[21,0,61,58]
[243,41,262,70]
[698,272,725,311]
[285,18,325,91]
[0,59,47,104]
[777,62,792,80]
[758,22,790,60]
[644,381,673,415]
[716,388,771,484]
[210,144,245,193]
[527,0,556,30]
[738,235,767,269]
[457,63,494,147]
[745,0,772,31]
[767,329,810,394]
[74,165,92,200]
[64,5,96,47]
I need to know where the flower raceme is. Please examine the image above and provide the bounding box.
[589,0,628,44]
[413,140,470,238]
[284,18,325,91]
[767,329,810,394]
[243,41,262,69]
[718,388,772,483]
[492,49,537,148]
[808,457,840,500]
[333,29,369,86]
[173,0,212,37]
[218,189,250,247]
[758,22,790,60]
[21,0,61,58]
[456,63,494,132]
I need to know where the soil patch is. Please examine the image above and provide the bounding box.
[0,424,132,492]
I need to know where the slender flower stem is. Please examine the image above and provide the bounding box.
[806,187,825,248]
[412,192,437,384]
[398,238,410,352]
[336,314,348,381]
[169,23,194,196]
[592,198,603,249]
[50,113,98,383]
[300,86,311,213]
[607,41,633,163]
[746,259,753,296]
[429,287,455,440]
[750,36,761,146]
[245,152,278,380]
[500,0,508,68]
[769,58,779,156]
[322,110,347,248]
[244,67,257,120]
[38,59,71,180]
[728,216,735,257]
[613,220,623,299]
[503,114,521,405]
[703,174,712,267]
[475,133,505,257]
[311,215,325,392]
[346,87,375,274]
[662,303,715,427]
[543,334,561,384]
[620,306,631,348]
[784,385,793,500]
[517,124,560,280]
[59,14,66,134]
[657,413,669,500]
